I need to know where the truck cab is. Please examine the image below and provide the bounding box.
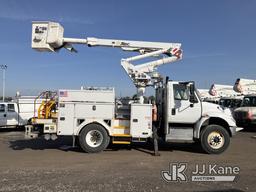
[0,102,19,127]
[156,80,242,154]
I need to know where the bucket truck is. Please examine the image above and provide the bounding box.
[26,21,242,154]
[207,84,243,109]
[233,78,256,94]
[233,78,256,127]
[209,84,238,98]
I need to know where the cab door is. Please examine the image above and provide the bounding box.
[0,104,7,126]
[168,82,201,124]
[6,103,19,126]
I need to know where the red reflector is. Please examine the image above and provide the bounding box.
[247,111,253,120]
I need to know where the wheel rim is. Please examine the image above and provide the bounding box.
[85,130,103,148]
[207,131,225,149]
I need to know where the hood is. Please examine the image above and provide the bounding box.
[202,101,236,127]
[234,106,254,113]
[202,102,232,116]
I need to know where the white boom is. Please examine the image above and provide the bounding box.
[209,84,238,97]
[233,78,256,94]
[31,21,182,103]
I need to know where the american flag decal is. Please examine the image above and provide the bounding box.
[59,91,68,97]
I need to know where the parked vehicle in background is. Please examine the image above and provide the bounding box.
[233,79,256,127]
[199,85,242,108]
[209,84,238,98]
[233,78,256,94]
[219,97,243,111]
[0,95,43,128]
[234,95,256,127]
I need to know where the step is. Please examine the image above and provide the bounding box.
[112,134,131,137]
[112,141,131,144]
[113,125,129,129]
[112,134,131,144]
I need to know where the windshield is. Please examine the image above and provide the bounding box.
[241,97,256,107]
[219,99,231,108]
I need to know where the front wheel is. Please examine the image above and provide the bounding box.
[200,124,230,154]
[79,124,110,153]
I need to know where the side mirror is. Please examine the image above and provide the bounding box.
[189,83,195,95]
[189,94,196,103]
[189,84,197,103]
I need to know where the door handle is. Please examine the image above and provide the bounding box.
[171,108,176,115]
[132,119,138,123]
[60,117,65,121]
[190,103,194,108]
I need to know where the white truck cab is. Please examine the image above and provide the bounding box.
[0,97,43,128]
[0,102,19,127]
[156,80,241,153]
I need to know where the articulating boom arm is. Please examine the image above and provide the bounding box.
[31,21,182,103]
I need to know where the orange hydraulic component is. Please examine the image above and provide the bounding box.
[38,100,56,119]
[152,104,158,122]
[34,91,58,119]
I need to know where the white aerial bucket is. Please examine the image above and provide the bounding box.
[31,21,64,52]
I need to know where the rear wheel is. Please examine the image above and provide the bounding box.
[200,124,230,154]
[79,124,110,153]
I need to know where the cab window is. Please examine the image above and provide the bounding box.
[0,104,5,113]
[173,84,189,100]
[242,97,256,107]
[8,104,15,112]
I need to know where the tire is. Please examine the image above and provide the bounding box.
[79,124,110,153]
[200,124,230,154]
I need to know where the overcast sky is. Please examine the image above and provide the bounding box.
[0,0,255,97]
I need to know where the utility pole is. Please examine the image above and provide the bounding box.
[0,65,7,102]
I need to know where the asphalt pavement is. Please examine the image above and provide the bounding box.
[0,128,255,192]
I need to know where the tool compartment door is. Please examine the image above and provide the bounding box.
[57,103,74,135]
[130,104,152,138]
